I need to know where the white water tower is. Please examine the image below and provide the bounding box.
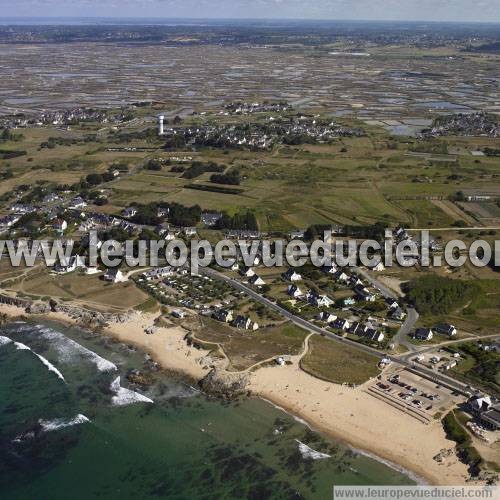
[158,115,165,136]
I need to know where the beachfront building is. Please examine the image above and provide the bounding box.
[213,309,233,323]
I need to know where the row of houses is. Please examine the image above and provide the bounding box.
[316,312,384,342]
[212,309,259,330]
[414,323,458,341]
[349,321,385,342]
[322,264,378,303]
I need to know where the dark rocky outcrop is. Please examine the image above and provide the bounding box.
[199,368,249,399]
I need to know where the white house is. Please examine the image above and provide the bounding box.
[318,311,337,324]
[213,309,233,323]
[54,255,79,274]
[122,207,138,218]
[241,267,255,278]
[332,318,350,331]
[287,284,303,298]
[233,315,259,330]
[414,328,433,341]
[53,218,68,234]
[333,270,349,283]
[435,323,457,337]
[249,275,265,286]
[104,268,124,283]
[69,197,87,209]
[306,291,334,308]
[282,268,302,282]
[322,265,338,275]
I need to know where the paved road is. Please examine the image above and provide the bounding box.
[353,266,419,351]
[202,267,472,395]
[400,333,500,362]
[393,308,419,352]
[353,266,399,300]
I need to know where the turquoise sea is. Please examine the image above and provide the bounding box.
[0,320,415,499]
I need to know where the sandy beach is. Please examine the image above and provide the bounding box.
[0,302,471,485]
[249,362,471,485]
[0,303,210,381]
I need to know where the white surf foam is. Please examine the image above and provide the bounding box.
[39,414,90,432]
[36,326,117,372]
[14,341,31,350]
[110,376,154,406]
[295,440,331,460]
[34,353,66,382]
[13,341,66,382]
[0,335,13,346]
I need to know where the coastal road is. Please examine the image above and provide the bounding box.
[400,333,500,362]
[201,268,472,395]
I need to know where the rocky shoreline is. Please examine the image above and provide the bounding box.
[0,293,134,328]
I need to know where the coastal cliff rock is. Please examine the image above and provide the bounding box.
[199,368,249,399]
[0,294,134,326]
[26,302,51,314]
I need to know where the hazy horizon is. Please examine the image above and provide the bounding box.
[2,0,500,24]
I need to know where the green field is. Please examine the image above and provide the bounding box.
[3,114,500,232]
[300,335,381,385]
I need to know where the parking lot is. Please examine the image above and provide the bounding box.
[367,368,464,421]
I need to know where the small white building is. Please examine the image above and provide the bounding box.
[249,275,265,286]
[287,284,303,298]
[282,268,302,282]
[104,268,124,283]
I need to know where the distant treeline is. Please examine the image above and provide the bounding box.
[217,211,258,230]
[128,202,201,227]
[483,148,500,157]
[109,128,161,144]
[0,128,23,143]
[210,170,241,185]
[184,184,244,195]
[0,149,26,159]
[181,162,225,179]
[40,135,98,149]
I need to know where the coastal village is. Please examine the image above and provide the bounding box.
[0,99,499,486]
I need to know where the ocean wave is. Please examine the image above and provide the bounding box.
[110,376,154,406]
[39,414,90,432]
[349,446,428,485]
[13,341,66,382]
[34,353,66,382]
[0,335,13,346]
[35,326,118,372]
[14,341,31,351]
[295,440,331,460]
